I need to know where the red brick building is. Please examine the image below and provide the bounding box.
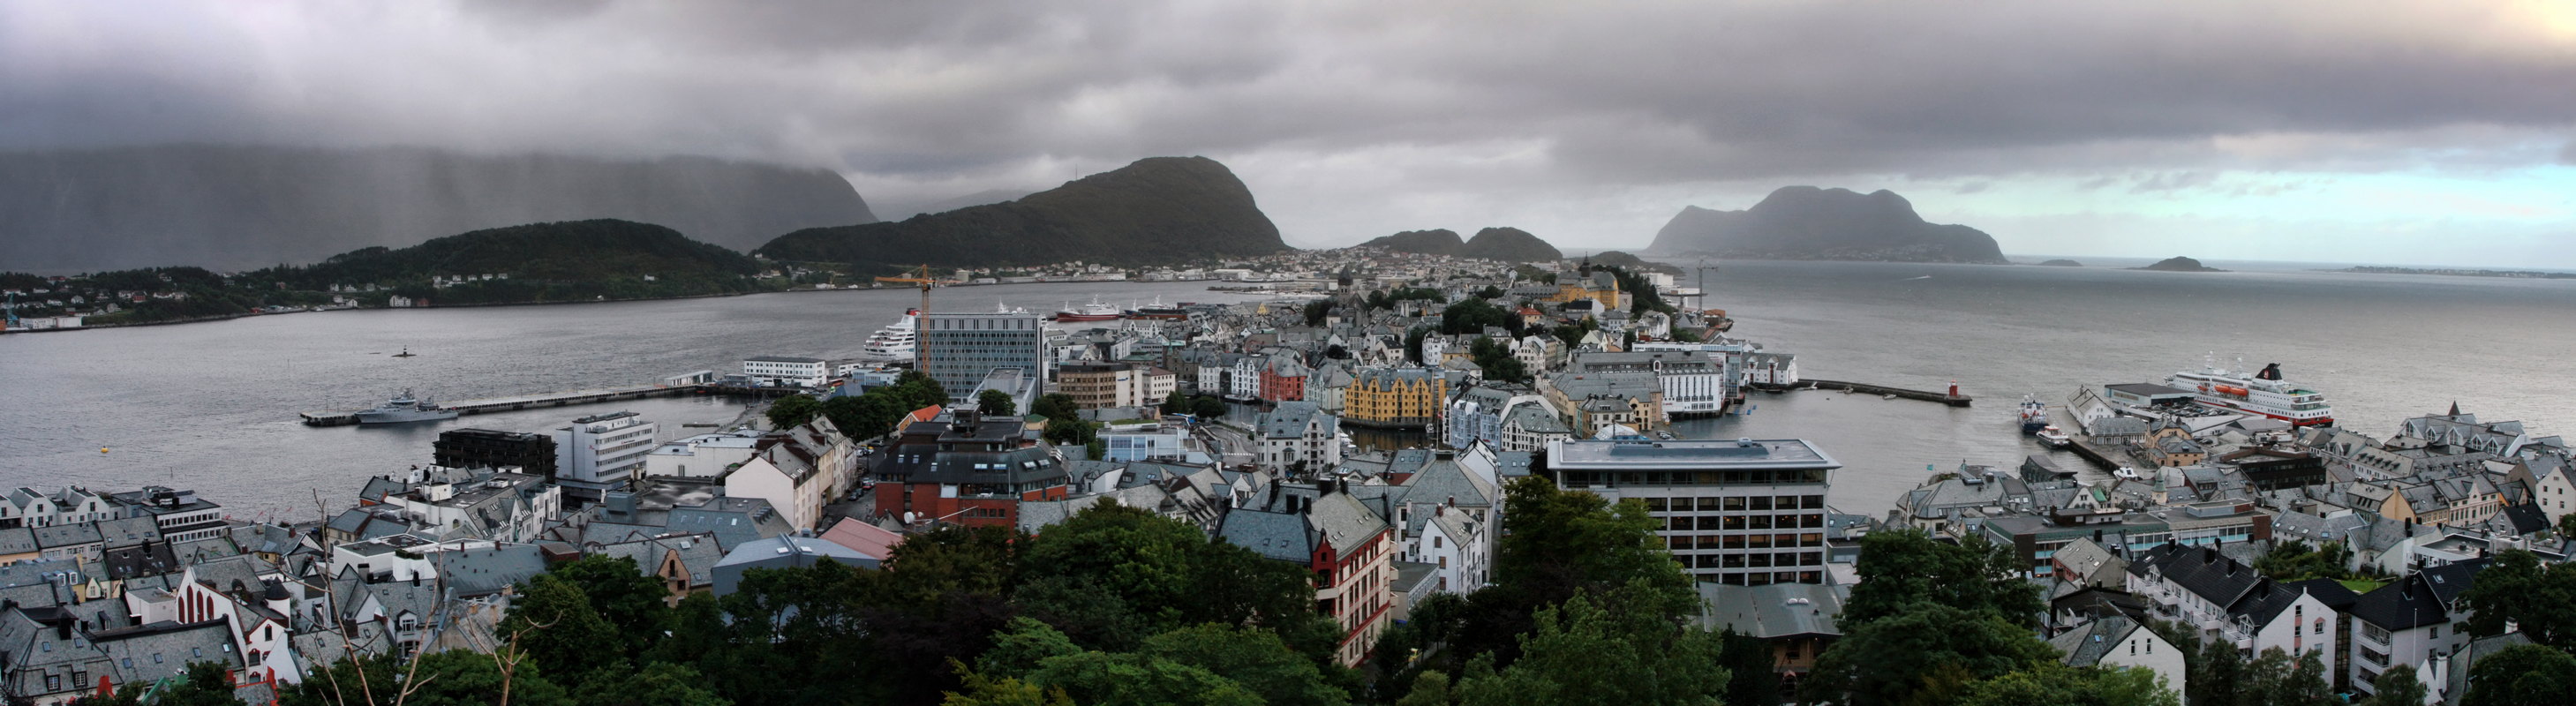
[871,410,1070,528]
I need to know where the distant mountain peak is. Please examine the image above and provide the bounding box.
[755,156,1288,268]
[1646,186,2004,264]
[1360,226,1562,262]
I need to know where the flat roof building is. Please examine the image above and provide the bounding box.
[1548,438,1842,586]
[917,312,1046,401]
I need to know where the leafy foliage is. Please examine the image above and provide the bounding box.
[766,394,823,429]
[1799,602,2060,706]
[2463,644,2576,706]
[977,389,1017,417]
[1438,298,1524,337]
[1438,586,1729,706]
[1839,529,2044,629]
[2361,664,2429,706]
[2253,540,2354,582]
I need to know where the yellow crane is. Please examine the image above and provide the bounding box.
[875,264,936,313]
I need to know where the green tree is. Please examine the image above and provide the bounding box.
[1716,628,1783,706]
[977,389,1017,417]
[1452,587,1729,706]
[1144,624,1349,706]
[1439,298,1519,336]
[2361,664,2429,706]
[1477,285,1505,299]
[576,662,732,706]
[1190,395,1229,419]
[1951,664,2178,706]
[2255,540,2354,582]
[766,394,823,429]
[1396,671,1453,706]
[1020,504,1338,663]
[1839,529,2044,629]
[2463,644,2576,706]
[1799,602,2060,706]
[2558,512,2576,539]
[1305,299,1334,327]
[2460,549,2576,649]
[283,651,576,706]
[155,662,248,706]
[545,555,674,660]
[2192,638,2248,706]
[944,662,1075,706]
[2240,646,2333,706]
[1031,393,1081,423]
[1020,651,1262,706]
[502,573,628,689]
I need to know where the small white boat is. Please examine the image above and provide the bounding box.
[2113,466,2143,481]
[2035,424,2071,448]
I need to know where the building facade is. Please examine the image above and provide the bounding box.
[1549,438,1842,585]
[552,411,657,507]
[916,312,1047,401]
[1345,368,1448,430]
[742,356,830,387]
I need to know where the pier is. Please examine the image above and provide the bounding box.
[1793,379,1974,407]
[301,382,715,426]
[2048,408,2126,471]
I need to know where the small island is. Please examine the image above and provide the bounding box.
[2132,256,2226,273]
[2036,259,2083,267]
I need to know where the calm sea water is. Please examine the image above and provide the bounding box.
[8,260,2576,520]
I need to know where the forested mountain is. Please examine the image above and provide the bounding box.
[754,156,1290,271]
[1646,186,2006,264]
[0,145,873,271]
[1358,226,1563,261]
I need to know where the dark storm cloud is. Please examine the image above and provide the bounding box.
[4,1,2575,207]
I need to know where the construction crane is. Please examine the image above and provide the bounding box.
[875,264,937,314]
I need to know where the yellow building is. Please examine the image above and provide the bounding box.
[1345,368,1448,429]
[1545,270,1625,312]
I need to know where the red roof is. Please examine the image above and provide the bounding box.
[818,517,904,560]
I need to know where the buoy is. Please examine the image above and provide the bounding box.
[100,447,109,454]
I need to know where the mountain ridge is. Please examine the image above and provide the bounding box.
[1359,227,1563,261]
[755,156,1290,270]
[1646,186,2006,264]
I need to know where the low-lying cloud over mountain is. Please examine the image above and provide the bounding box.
[6,2,2576,265]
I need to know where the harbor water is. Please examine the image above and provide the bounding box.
[9,260,2576,519]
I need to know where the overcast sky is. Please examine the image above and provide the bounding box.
[7,0,2576,266]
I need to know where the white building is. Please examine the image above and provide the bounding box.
[743,356,830,387]
[645,432,765,478]
[1256,402,1343,474]
[1570,349,1729,417]
[553,411,657,506]
[2126,544,2340,680]
[1553,438,1841,585]
[1743,351,1799,387]
[2050,615,2187,698]
[723,452,830,531]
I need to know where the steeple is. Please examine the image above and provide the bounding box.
[2449,401,2461,417]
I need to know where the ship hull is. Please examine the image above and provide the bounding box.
[357,409,458,424]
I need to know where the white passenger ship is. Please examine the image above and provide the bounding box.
[2165,359,2333,426]
[860,309,919,362]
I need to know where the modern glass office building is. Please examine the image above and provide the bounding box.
[916,312,1046,401]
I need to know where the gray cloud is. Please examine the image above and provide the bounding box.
[4,0,2576,248]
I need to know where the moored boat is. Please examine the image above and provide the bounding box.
[356,389,457,425]
[2035,424,2071,448]
[2166,357,2333,426]
[1055,296,1123,322]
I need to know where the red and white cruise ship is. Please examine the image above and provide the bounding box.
[2166,359,2334,426]
[1053,296,1123,322]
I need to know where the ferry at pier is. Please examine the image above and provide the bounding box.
[2166,360,2333,426]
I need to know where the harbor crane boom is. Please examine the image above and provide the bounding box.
[874,264,937,313]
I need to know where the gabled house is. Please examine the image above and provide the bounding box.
[2126,543,2339,676]
[1218,481,1395,667]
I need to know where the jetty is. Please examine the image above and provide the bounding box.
[1793,379,1974,407]
[301,382,712,426]
[2048,407,2125,471]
